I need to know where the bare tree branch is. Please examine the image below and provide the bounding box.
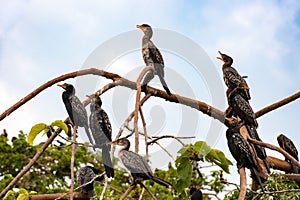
[70,125,77,200]
[134,66,154,153]
[30,192,89,200]
[255,91,300,118]
[147,135,194,146]
[139,181,157,200]
[238,167,247,200]
[248,137,300,169]
[120,184,136,200]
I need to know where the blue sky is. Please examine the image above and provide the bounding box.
[1,0,300,193]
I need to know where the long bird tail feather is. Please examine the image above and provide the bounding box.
[102,145,114,178]
[151,176,172,188]
[158,75,171,95]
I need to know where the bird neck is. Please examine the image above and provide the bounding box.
[121,140,130,151]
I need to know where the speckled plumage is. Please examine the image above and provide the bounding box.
[277,134,299,173]
[226,124,264,192]
[89,94,114,178]
[137,24,171,95]
[58,83,93,146]
[112,138,172,187]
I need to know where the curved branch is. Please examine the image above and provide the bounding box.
[248,137,300,169]
[147,135,194,146]
[255,91,300,118]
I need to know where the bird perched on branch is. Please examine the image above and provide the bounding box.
[226,122,265,192]
[189,186,203,200]
[277,134,299,174]
[227,87,270,173]
[57,83,94,146]
[77,166,104,197]
[217,51,250,100]
[137,24,172,95]
[87,94,114,178]
[112,137,172,187]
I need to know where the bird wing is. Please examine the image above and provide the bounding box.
[231,94,257,127]
[283,136,299,161]
[69,95,88,127]
[143,41,164,67]
[120,150,152,176]
[99,109,112,142]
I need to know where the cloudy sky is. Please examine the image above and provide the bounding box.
[1,0,300,192]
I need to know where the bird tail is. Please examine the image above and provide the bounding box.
[84,126,95,150]
[246,125,271,174]
[151,176,172,188]
[252,168,265,193]
[102,145,114,178]
[158,75,172,95]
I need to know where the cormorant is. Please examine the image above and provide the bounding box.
[57,83,94,146]
[277,134,299,173]
[226,123,265,192]
[189,186,203,200]
[227,87,270,173]
[77,166,104,197]
[88,94,114,178]
[112,138,172,187]
[137,24,172,95]
[217,51,250,100]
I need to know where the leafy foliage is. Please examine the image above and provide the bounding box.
[174,141,232,193]
[224,172,300,200]
[27,120,68,145]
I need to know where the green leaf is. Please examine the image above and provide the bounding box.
[194,141,211,156]
[3,190,15,200]
[175,157,192,193]
[28,123,49,145]
[206,149,232,173]
[50,120,68,135]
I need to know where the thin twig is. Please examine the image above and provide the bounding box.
[148,135,190,146]
[134,66,154,153]
[70,125,77,200]
[100,177,108,200]
[120,184,136,200]
[139,186,146,200]
[139,106,149,160]
[139,181,157,200]
[55,172,105,200]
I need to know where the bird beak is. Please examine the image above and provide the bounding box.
[136,24,143,30]
[111,140,118,145]
[57,84,66,89]
[217,51,223,61]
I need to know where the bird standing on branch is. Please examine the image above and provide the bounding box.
[277,134,299,174]
[227,87,270,174]
[137,24,172,95]
[57,83,94,146]
[112,137,172,187]
[189,186,203,200]
[226,122,265,192]
[77,166,104,197]
[88,94,114,178]
[217,51,250,100]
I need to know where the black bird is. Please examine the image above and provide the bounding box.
[217,51,250,100]
[112,138,172,187]
[189,186,203,200]
[88,94,114,178]
[77,166,105,197]
[137,24,172,95]
[226,123,265,192]
[277,134,299,173]
[57,83,94,146]
[227,87,270,173]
